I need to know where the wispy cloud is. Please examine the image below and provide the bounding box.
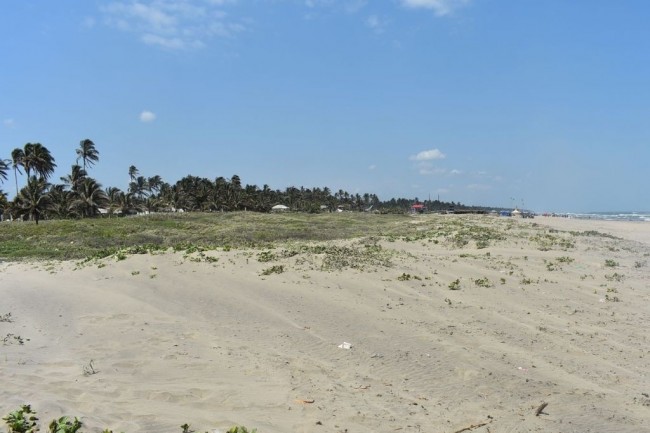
[399,0,470,16]
[101,0,244,50]
[410,148,446,161]
[3,119,15,128]
[365,14,387,33]
[82,16,96,29]
[140,110,157,122]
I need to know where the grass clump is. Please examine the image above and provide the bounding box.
[3,333,26,345]
[605,272,625,282]
[257,251,276,262]
[604,259,619,268]
[473,277,492,288]
[261,265,284,275]
[448,279,461,290]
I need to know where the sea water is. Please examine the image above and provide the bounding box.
[564,212,650,222]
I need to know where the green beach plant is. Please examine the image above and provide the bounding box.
[48,416,82,433]
[3,405,39,433]
[3,407,258,433]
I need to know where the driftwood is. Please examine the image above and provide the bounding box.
[452,420,491,433]
[535,402,549,416]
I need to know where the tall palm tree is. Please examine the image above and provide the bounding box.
[60,164,87,192]
[72,177,109,217]
[129,175,149,200]
[128,165,139,182]
[23,143,56,181]
[0,159,8,183]
[76,139,99,171]
[15,176,50,224]
[147,175,163,195]
[227,174,242,211]
[11,148,25,196]
[0,189,8,218]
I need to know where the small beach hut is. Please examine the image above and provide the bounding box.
[411,203,426,213]
[271,204,289,212]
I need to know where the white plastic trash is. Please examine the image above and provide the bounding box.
[338,342,352,349]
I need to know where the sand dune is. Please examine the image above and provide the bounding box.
[2,215,650,433]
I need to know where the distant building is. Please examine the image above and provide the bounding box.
[411,203,426,213]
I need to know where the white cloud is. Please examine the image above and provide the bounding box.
[368,164,376,170]
[450,169,462,175]
[410,148,446,161]
[467,183,491,190]
[140,110,157,122]
[101,0,244,50]
[365,14,387,33]
[399,0,469,16]
[3,119,15,128]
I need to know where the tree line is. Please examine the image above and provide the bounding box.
[0,141,471,223]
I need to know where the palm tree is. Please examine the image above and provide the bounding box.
[128,165,139,182]
[109,189,140,215]
[48,184,75,219]
[0,189,8,220]
[227,174,242,211]
[129,175,149,200]
[76,139,99,171]
[23,143,56,181]
[15,176,50,224]
[0,159,8,183]
[147,175,163,195]
[60,165,87,192]
[72,177,109,217]
[11,148,25,196]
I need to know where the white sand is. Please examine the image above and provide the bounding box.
[1,215,650,433]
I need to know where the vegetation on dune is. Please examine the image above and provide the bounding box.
[2,405,256,433]
[0,210,525,261]
[0,212,412,260]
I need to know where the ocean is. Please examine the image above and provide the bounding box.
[562,212,650,222]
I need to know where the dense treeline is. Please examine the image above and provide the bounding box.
[0,141,473,223]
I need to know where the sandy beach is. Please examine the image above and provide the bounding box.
[2,215,649,433]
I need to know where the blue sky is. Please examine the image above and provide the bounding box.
[1,0,649,212]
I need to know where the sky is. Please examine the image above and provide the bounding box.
[1,0,649,213]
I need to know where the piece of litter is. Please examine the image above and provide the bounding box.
[295,399,315,404]
[338,342,352,349]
